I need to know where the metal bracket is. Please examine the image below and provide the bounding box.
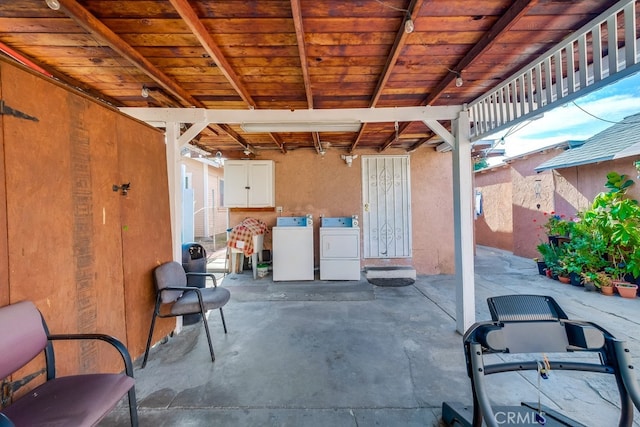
[0,100,39,122]
[0,368,46,407]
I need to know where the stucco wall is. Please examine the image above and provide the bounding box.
[183,157,227,240]
[228,148,455,275]
[474,146,640,260]
[474,165,513,252]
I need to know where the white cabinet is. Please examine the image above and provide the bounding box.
[223,160,275,207]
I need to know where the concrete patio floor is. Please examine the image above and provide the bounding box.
[101,246,640,426]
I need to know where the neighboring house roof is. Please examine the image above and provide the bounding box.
[535,112,640,172]
[474,140,581,173]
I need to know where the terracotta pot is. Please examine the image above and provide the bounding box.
[558,276,571,284]
[615,283,638,299]
[601,285,615,296]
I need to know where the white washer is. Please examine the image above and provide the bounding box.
[320,217,361,280]
[272,216,314,281]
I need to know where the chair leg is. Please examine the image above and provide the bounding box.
[219,307,228,334]
[127,387,139,427]
[141,308,159,369]
[201,309,216,362]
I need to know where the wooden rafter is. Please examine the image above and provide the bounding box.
[378,0,534,153]
[350,0,423,153]
[169,0,256,109]
[56,0,254,152]
[291,0,314,109]
[422,0,534,106]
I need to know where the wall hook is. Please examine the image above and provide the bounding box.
[113,182,131,195]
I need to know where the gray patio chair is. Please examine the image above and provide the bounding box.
[142,261,230,368]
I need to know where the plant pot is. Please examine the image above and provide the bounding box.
[601,285,615,296]
[545,268,552,278]
[615,283,638,299]
[558,275,571,284]
[569,272,582,286]
[584,281,597,292]
[536,261,547,275]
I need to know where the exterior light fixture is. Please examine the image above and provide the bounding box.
[141,85,149,98]
[45,0,61,10]
[404,16,414,34]
[455,75,463,87]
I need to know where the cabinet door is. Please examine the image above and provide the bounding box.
[247,161,274,207]
[223,161,249,207]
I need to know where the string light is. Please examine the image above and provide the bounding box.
[45,0,60,10]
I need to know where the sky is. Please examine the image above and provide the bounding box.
[484,71,640,162]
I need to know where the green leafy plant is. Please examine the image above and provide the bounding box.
[584,172,640,280]
[542,212,572,236]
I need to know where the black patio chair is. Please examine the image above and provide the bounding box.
[142,261,230,368]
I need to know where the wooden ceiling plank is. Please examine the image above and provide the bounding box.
[422,0,535,105]
[168,0,256,109]
[349,0,423,153]
[56,0,253,152]
[290,0,313,108]
[57,0,198,107]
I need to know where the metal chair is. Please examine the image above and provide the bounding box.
[142,261,231,368]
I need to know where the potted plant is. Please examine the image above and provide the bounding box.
[536,242,559,279]
[542,212,572,245]
[615,281,638,298]
[581,172,640,288]
[584,271,614,295]
[563,218,608,287]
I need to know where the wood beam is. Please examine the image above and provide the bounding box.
[350,0,423,153]
[56,0,253,152]
[422,0,534,105]
[269,133,288,154]
[291,0,314,109]
[370,0,423,107]
[379,122,411,152]
[168,0,256,109]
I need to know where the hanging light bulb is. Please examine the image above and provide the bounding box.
[404,16,414,34]
[45,0,61,10]
[455,74,464,87]
[141,85,149,98]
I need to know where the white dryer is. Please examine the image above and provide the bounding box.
[320,216,361,280]
[272,215,314,281]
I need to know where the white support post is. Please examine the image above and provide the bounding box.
[452,110,475,334]
[202,162,210,238]
[166,122,183,263]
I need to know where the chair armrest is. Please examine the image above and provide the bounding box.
[185,271,218,287]
[47,333,134,379]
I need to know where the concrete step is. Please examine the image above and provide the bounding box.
[365,266,416,280]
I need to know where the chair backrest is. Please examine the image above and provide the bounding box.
[0,301,48,379]
[154,261,188,303]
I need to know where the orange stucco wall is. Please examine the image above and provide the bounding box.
[228,148,455,275]
[474,165,513,252]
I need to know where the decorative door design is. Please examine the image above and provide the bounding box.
[362,155,412,258]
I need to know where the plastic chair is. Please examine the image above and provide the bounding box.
[142,261,231,368]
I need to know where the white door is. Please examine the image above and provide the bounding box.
[362,155,412,258]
